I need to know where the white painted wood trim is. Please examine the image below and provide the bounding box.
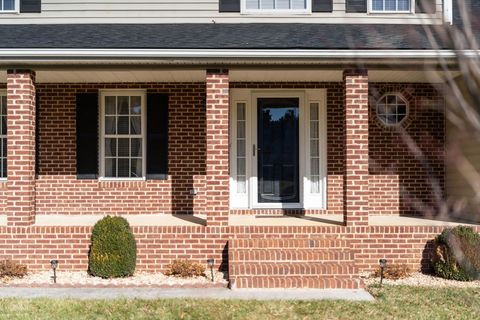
[230,88,327,209]
[99,89,147,180]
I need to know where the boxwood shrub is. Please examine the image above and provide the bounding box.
[88,216,137,278]
[431,226,480,281]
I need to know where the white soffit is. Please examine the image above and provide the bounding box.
[0,70,456,84]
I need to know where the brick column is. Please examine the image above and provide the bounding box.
[343,69,369,227]
[6,69,36,227]
[205,69,229,227]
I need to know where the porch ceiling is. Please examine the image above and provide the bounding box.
[0,69,457,84]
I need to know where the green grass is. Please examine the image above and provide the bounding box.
[0,285,479,320]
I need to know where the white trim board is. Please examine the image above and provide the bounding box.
[230,89,327,210]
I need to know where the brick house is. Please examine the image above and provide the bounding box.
[0,0,479,289]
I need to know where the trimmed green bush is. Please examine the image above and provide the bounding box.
[431,226,480,281]
[88,216,137,278]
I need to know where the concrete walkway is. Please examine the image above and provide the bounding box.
[0,287,374,301]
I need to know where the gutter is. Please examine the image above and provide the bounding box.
[0,49,474,59]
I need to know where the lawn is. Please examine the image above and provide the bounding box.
[0,285,479,320]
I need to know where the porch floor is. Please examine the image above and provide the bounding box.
[0,214,478,227]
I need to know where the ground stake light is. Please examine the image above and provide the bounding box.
[379,259,387,285]
[207,258,215,282]
[50,260,59,284]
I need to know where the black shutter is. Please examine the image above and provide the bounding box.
[76,93,98,179]
[219,0,240,12]
[20,0,41,13]
[346,0,367,12]
[313,0,333,12]
[146,93,168,180]
[415,0,436,13]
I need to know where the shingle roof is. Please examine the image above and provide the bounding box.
[0,23,451,50]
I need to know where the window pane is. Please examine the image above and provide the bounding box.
[105,158,116,177]
[260,0,274,9]
[311,158,319,176]
[237,140,246,157]
[292,0,306,9]
[105,96,116,115]
[237,176,246,193]
[237,158,246,176]
[310,141,319,157]
[398,104,407,115]
[105,138,117,157]
[117,159,129,177]
[237,122,245,139]
[1,116,5,135]
[105,116,116,134]
[130,116,141,134]
[118,138,129,157]
[310,121,319,139]
[117,96,129,115]
[131,138,142,157]
[237,103,245,120]
[1,96,6,115]
[4,0,15,10]
[277,0,290,9]
[2,158,6,178]
[372,0,383,10]
[398,0,409,10]
[130,159,142,178]
[2,138,6,159]
[310,103,319,120]
[117,116,129,134]
[246,0,260,9]
[385,0,396,11]
[311,176,320,193]
[130,96,142,115]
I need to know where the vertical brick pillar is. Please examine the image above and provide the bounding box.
[205,69,229,227]
[6,69,36,227]
[343,69,369,227]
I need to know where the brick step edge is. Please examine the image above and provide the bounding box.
[230,276,364,289]
[230,262,359,276]
[230,238,350,249]
[229,238,350,249]
[230,249,354,262]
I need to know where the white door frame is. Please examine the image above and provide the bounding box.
[229,88,327,210]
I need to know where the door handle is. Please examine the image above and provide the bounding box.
[253,144,261,156]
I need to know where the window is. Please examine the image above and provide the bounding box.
[236,102,247,194]
[371,0,411,12]
[0,0,18,12]
[243,0,309,13]
[100,91,146,179]
[0,93,6,179]
[309,103,320,193]
[376,93,408,126]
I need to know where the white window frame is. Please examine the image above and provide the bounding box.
[99,90,147,181]
[369,0,414,13]
[0,0,19,13]
[376,92,409,127]
[0,90,6,181]
[229,89,327,210]
[241,0,311,14]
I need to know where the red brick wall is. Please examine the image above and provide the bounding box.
[1,224,478,273]
[369,83,445,216]
[35,83,206,215]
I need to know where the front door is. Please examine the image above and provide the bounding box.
[257,98,299,203]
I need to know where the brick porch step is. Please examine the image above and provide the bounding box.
[232,276,363,289]
[229,238,362,289]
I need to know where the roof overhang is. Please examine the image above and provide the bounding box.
[0,49,475,68]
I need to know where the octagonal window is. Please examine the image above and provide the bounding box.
[376,93,408,126]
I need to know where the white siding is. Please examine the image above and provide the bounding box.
[0,0,444,24]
